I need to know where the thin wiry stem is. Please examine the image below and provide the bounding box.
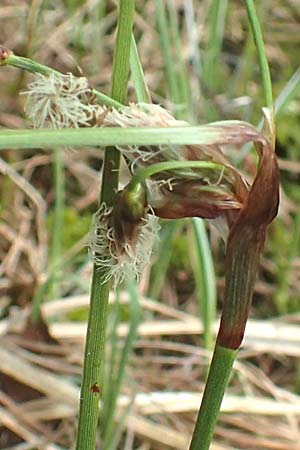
[75,1,135,449]
[244,0,273,110]
[0,48,122,109]
[189,346,237,450]
[0,121,266,150]
[244,0,275,147]
[131,160,223,186]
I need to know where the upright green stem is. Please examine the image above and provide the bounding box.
[189,6,279,448]
[189,154,278,450]
[75,1,135,449]
[110,1,135,105]
[189,345,237,450]
[244,0,275,147]
[244,0,273,110]
[189,230,262,450]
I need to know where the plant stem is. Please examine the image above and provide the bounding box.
[189,345,237,450]
[75,1,135,449]
[189,230,262,450]
[235,2,276,159]
[75,274,110,450]
[244,0,275,148]
[110,1,135,105]
[244,0,273,110]
[130,160,223,187]
[188,130,279,450]
[0,120,262,150]
[0,50,122,109]
[102,280,141,449]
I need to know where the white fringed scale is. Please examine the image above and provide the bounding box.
[21,72,102,128]
[21,73,185,169]
[102,103,188,168]
[89,203,160,288]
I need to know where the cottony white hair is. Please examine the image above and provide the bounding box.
[101,103,189,173]
[21,72,101,128]
[89,203,160,289]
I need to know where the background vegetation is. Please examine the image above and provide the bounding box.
[0,1,300,449]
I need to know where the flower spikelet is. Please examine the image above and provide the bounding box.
[21,72,102,128]
[101,103,249,233]
[89,203,159,288]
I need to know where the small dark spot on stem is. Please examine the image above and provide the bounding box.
[90,382,100,394]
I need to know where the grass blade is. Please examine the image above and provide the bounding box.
[130,35,151,103]
[191,218,216,350]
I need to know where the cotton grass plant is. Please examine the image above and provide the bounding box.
[0,1,281,449]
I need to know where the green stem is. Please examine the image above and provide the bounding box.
[103,280,141,448]
[188,131,279,448]
[75,1,135,449]
[75,274,110,450]
[189,228,264,449]
[244,0,273,110]
[0,121,260,151]
[244,0,275,148]
[1,53,56,77]
[0,51,122,109]
[189,345,237,450]
[111,1,135,105]
[130,160,223,187]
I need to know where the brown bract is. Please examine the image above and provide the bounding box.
[149,124,277,238]
[0,46,12,63]
[102,105,278,243]
[217,136,280,349]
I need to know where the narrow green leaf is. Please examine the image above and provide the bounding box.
[191,219,216,350]
[130,35,151,103]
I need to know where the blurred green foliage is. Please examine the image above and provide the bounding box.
[47,207,91,252]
